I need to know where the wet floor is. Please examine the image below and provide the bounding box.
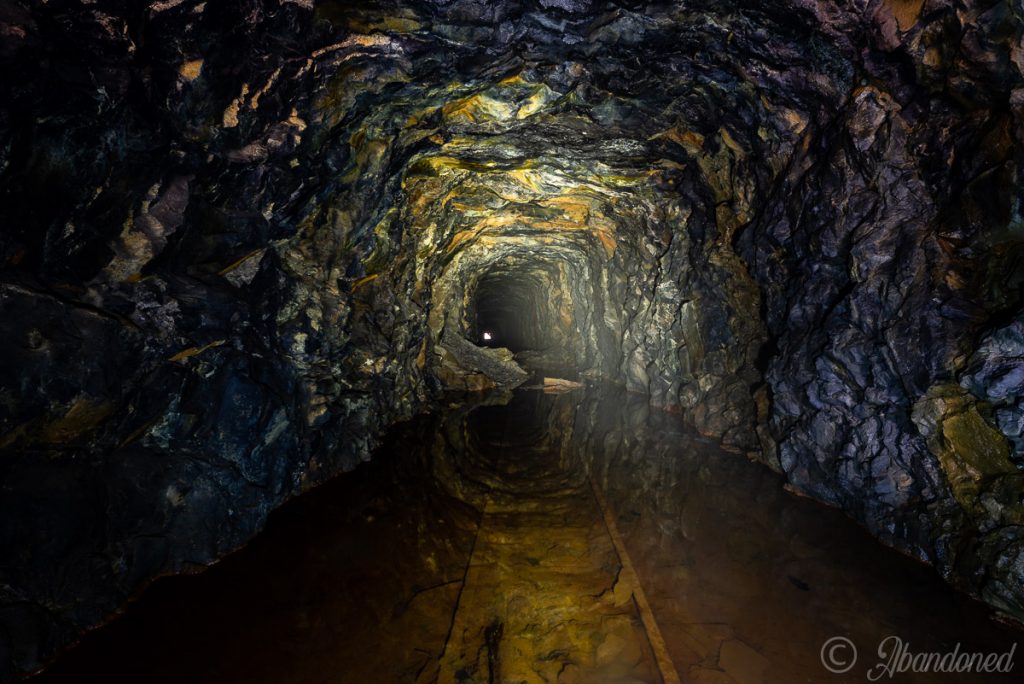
[28,386,1022,683]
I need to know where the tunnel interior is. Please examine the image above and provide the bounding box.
[468,265,557,354]
[1,0,1024,680]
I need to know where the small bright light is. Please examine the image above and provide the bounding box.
[482,331,492,341]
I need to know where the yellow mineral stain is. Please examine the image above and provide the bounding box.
[179,59,203,82]
[40,396,115,444]
[498,73,527,86]
[939,406,1016,509]
[287,108,307,130]
[508,168,546,193]
[923,47,943,67]
[595,229,617,258]
[416,338,427,369]
[542,377,584,393]
[345,16,422,34]
[886,0,926,32]
[656,127,705,154]
[407,155,494,177]
[168,339,227,363]
[539,196,590,225]
[719,127,746,158]
[335,34,396,51]
[218,249,264,276]
[222,84,250,128]
[516,85,557,119]
[446,229,480,253]
[342,138,389,183]
[783,108,808,135]
[442,93,516,124]
[352,273,380,290]
[249,67,282,110]
[592,170,654,188]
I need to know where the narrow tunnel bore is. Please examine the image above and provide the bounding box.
[469,269,553,353]
[461,259,584,380]
[468,270,544,352]
[4,0,1024,681]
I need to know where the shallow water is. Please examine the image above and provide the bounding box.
[29,386,1022,683]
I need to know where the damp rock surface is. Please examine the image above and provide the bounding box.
[0,0,1023,677]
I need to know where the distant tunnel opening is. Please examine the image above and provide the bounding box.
[467,263,565,356]
[469,271,550,353]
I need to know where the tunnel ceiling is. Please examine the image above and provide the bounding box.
[1,0,1024,676]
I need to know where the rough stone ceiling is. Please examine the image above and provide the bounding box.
[1,0,1023,678]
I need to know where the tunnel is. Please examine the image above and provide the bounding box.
[469,266,554,354]
[1,0,1024,681]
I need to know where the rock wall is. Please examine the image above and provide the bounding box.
[0,0,1022,678]
[740,0,1024,618]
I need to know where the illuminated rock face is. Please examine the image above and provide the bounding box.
[0,0,1022,677]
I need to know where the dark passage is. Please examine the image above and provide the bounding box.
[28,386,1020,684]
[470,269,552,353]
[5,5,1024,673]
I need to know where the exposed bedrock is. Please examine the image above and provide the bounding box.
[0,0,1023,677]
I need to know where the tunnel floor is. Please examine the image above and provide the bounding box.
[28,386,1022,684]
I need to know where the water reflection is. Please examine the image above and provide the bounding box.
[31,386,1021,683]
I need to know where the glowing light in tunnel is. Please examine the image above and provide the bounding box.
[482,331,493,341]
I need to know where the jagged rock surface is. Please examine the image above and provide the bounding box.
[0,0,1022,678]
